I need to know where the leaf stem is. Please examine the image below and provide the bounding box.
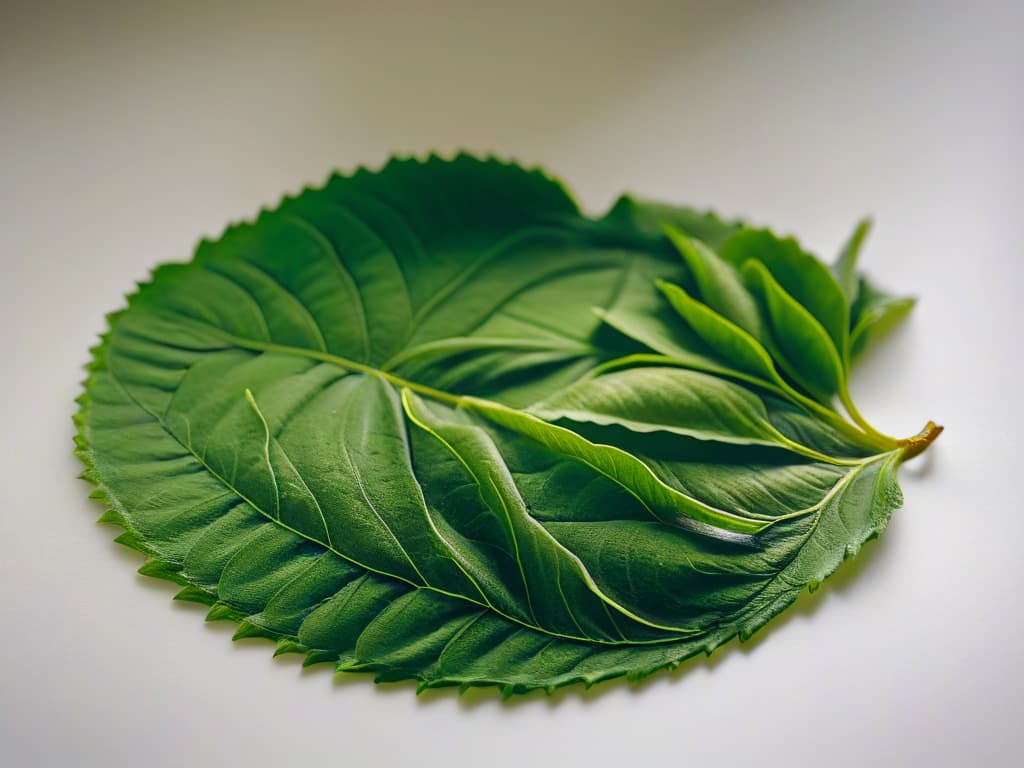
[898,420,944,461]
[837,385,901,448]
[775,437,872,467]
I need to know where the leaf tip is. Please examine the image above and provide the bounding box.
[233,621,275,642]
[174,586,216,606]
[273,639,306,658]
[205,603,238,623]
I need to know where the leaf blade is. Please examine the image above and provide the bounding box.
[742,259,846,400]
[77,154,927,697]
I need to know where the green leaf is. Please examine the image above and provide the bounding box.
[721,228,849,358]
[530,366,786,446]
[602,195,742,250]
[664,227,767,340]
[742,260,846,400]
[528,365,858,465]
[655,279,780,387]
[833,217,872,305]
[850,276,917,362]
[460,392,769,537]
[77,154,937,696]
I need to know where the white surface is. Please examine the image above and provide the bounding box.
[2,1,1021,766]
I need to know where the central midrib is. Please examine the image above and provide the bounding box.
[219,332,467,406]
[156,316,888,543]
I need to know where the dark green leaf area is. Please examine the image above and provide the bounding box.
[765,397,874,458]
[742,260,845,400]
[719,228,849,357]
[82,349,901,691]
[158,157,684,409]
[664,229,767,342]
[79,155,916,694]
[600,194,742,250]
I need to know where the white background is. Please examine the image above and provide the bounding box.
[2,1,1021,766]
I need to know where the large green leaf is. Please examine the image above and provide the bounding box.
[76,154,938,696]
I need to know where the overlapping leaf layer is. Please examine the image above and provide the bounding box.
[76,155,931,695]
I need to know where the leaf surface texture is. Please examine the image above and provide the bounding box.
[77,155,932,695]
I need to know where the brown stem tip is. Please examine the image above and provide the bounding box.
[899,421,944,461]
